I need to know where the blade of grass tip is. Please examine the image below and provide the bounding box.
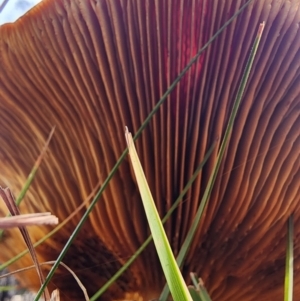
[188,274,203,301]
[125,127,192,301]
[90,140,216,301]
[197,279,212,301]
[284,215,294,301]
[189,274,212,301]
[190,273,200,289]
[34,2,255,299]
[0,126,55,239]
[160,21,265,301]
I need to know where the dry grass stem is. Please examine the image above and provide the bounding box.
[0,213,58,228]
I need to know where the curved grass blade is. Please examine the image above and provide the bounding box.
[125,127,192,301]
[159,22,265,300]
[284,215,294,301]
[34,1,255,299]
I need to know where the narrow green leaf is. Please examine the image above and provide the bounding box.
[160,21,265,300]
[90,142,215,301]
[284,215,294,301]
[125,127,192,301]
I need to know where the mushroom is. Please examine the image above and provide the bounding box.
[0,0,299,300]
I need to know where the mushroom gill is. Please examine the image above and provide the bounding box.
[0,0,299,300]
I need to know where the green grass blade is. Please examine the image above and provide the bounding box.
[159,22,265,301]
[125,128,192,301]
[284,215,294,301]
[90,141,215,301]
[34,2,255,299]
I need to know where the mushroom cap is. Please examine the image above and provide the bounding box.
[0,0,299,300]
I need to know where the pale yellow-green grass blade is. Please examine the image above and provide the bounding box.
[125,127,192,301]
[160,21,265,300]
[284,215,294,301]
[90,141,215,301]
